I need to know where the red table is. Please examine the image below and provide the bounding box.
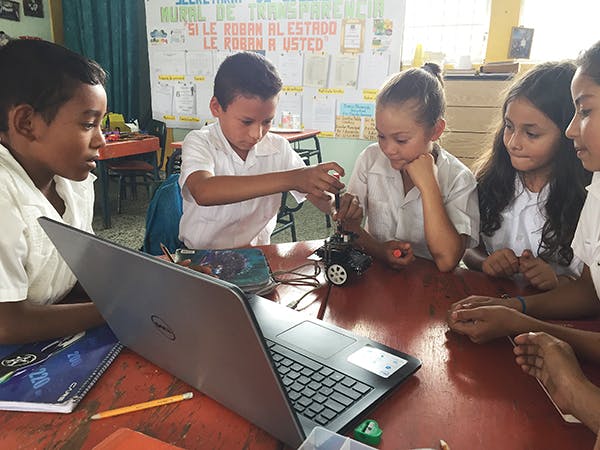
[0,241,325,450]
[2,243,595,449]
[97,136,160,228]
[323,258,597,450]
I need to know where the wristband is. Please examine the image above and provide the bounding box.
[515,295,527,314]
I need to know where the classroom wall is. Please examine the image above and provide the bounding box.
[0,0,53,41]
[170,0,522,180]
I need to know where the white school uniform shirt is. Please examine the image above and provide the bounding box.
[348,143,479,260]
[0,143,95,305]
[572,172,600,298]
[481,175,583,277]
[179,121,306,249]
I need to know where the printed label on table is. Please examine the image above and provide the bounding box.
[347,345,407,378]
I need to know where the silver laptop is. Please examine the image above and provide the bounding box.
[39,217,421,448]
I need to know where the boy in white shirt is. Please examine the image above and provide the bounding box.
[179,52,361,249]
[0,40,107,344]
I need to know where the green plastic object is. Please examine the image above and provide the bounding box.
[353,419,383,446]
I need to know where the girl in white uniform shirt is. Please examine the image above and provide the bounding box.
[448,41,600,438]
[464,62,591,290]
[347,63,479,272]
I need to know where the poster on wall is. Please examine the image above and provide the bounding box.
[23,0,44,18]
[144,0,406,139]
[508,26,534,59]
[0,0,20,21]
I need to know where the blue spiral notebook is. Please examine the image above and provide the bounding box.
[174,248,276,294]
[0,324,122,413]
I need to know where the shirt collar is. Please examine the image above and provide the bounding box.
[513,174,549,206]
[586,171,600,198]
[212,121,276,165]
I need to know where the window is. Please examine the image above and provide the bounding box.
[520,0,600,61]
[402,0,492,67]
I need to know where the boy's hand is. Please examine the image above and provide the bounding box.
[519,249,559,291]
[404,153,437,192]
[332,192,362,223]
[294,162,345,200]
[482,248,519,278]
[378,240,414,270]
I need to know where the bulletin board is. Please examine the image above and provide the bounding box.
[144,0,406,139]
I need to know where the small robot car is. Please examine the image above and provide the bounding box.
[315,230,372,286]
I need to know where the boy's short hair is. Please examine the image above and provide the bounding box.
[213,52,282,110]
[0,39,106,132]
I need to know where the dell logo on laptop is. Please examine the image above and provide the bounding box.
[151,315,176,341]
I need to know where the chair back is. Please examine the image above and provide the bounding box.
[166,148,182,177]
[145,119,167,168]
[142,173,183,255]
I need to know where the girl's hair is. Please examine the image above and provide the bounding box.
[376,63,445,127]
[577,40,600,84]
[476,61,592,266]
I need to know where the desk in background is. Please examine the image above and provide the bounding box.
[169,128,323,163]
[1,243,594,449]
[96,136,160,228]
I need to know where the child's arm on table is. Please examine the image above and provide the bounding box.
[0,300,104,345]
[184,161,345,206]
[514,331,600,433]
[449,266,600,320]
[406,154,465,272]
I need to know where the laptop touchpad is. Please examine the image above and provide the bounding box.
[278,321,356,359]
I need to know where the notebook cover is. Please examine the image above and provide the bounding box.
[175,248,274,293]
[0,324,122,413]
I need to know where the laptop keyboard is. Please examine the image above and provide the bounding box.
[266,340,373,425]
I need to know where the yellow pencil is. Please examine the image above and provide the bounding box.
[90,392,194,420]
